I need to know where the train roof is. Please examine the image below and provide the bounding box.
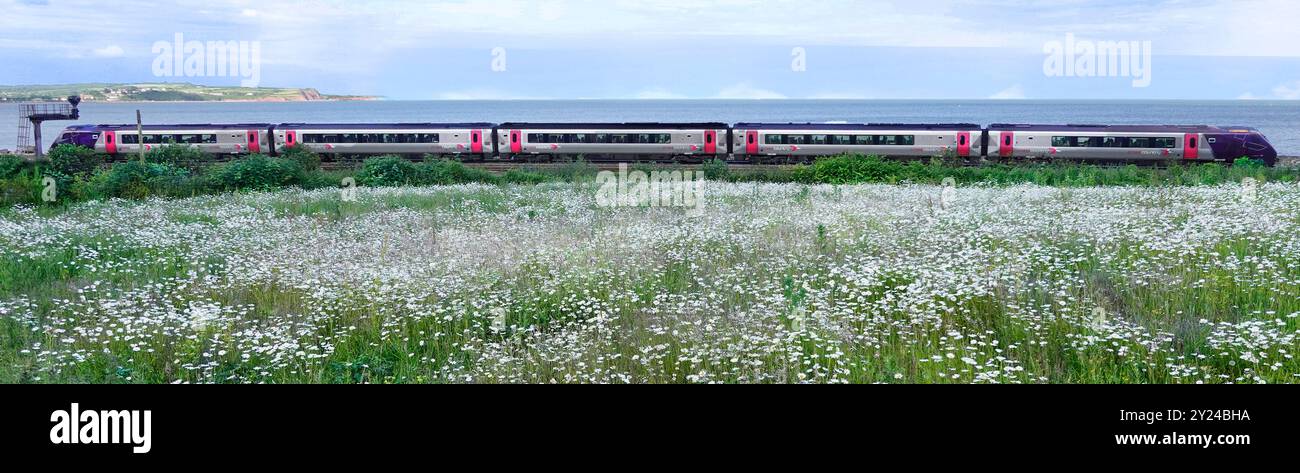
[64,123,272,131]
[498,122,728,129]
[987,124,1254,133]
[735,123,980,131]
[276,122,495,129]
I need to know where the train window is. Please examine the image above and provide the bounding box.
[1052,136,1070,147]
[120,134,135,144]
[900,135,915,146]
[789,135,807,145]
[959,135,967,146]
[594,134,608,143]
[705,134,714,144]
[766,134,783,145]
[1128,137,1151,148]
[748,134,755,144]
[657,134,671,144]
[852,135,870,145]
[1004,136,1012,146]
[1187,137,1197,148]
[811,135,828,145]
[637,134,651,144]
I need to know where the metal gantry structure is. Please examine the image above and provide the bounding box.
[17,96,81,159]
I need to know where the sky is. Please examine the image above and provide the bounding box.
[2,0,1299,100]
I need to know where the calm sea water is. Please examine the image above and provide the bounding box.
[3,100,1298,155]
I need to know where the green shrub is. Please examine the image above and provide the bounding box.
[47,144,105,176]
[206,154,306,191]
[0,155,24,179]
[420,159,497,185]
[278,145,322,172]
[701,158,730,181]
[547,158,600,182]
[84,161,194,200]
[145,145,210,172]
[355,156,421,187]
[0,169,44,206]
[500,169,548,185]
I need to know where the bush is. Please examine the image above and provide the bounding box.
[278,145,322,172]
[355,157,504,187]
[84,161,194,200]
[205,154,306,191]
[420,159,497,185]
[47,144,104,176]
[0,169,44,206]
[547,158,600,182]
[355,156,421,187]
[145,145,210,173]
[701,158,731,181]
[0,155,23,179]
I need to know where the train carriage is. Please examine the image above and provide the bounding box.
[987,124,1277,165]
[273,123,493,160]
[52,124,272,157]
[496,123,730,161]
[731,123,985,162]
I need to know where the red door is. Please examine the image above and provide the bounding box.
[286,131,297,148]
[745,130,758,154]
[471,130,483,154]
[1183,133,1199,159]
[247,130,260,153]
[998,131,1014,157]
[956,131,971,157]
[704,130,717,154]
[510,130,522,153]
[104,131,117,154]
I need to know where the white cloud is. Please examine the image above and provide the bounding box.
[241,9,258,17]
[989,85,1025,100]
[91,45,124,57]
[634,87,687,99]
[1237,92,1259,100]
[714,82,785,100]
[1272,81,1300,100]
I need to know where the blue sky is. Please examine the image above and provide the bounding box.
[2,0,1299,100]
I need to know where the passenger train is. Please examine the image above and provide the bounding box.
[51,120,1279,166]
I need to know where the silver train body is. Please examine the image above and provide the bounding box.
[54,121,1279,166]
[496,123,729,161]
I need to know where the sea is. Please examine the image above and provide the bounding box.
[3,100,1298,156]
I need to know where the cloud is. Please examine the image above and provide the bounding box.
[241,9,258,17]
[633,87,687,99]
[1237,92,1259,100]
[91,45,124,57]
[989,85,1025,100]
[1272,81,1300,100]
[714,82,785,100]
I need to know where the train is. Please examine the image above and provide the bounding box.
[50,121,1280,166]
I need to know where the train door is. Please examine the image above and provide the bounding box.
[745,130,758,154]
[104,131,117,154]
[704,130,717,154]
[1183,133,1199,159]
[998,131,1014,158]
[471,130,484,154]
[956,131,971,157]
[285,130,297,148]
[510,130,522,153]
[247,130,260,153]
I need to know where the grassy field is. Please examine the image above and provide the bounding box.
[1,180,1297,384]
